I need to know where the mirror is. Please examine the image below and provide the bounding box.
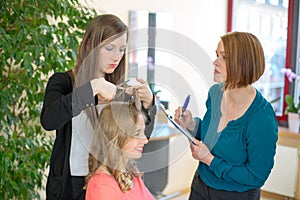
[128,10,173,93]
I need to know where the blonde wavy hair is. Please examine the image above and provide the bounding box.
[85,90,144,192]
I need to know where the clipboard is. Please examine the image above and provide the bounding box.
[159,103,196,145]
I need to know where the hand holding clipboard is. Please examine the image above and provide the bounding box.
[159,103,196,145]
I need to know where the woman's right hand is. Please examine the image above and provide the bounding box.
[174,107,196,132]
[90,77,117,101]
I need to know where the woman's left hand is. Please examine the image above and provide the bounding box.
[190,139,214,166]
[126,78,153,109]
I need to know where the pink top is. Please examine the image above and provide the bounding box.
[86,171,155,200]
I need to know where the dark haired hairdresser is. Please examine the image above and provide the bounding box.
[40,14,156,200]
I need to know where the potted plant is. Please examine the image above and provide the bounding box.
[284,95,300,133]
[282,69,300,133]
[285,95,300,114]
[0,1,98,199]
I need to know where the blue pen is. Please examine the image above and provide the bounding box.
[180,94,190,118]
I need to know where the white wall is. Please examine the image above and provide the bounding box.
[82,0,227,59]
[81,0,228,195]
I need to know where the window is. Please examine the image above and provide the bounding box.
[293,4,300,110]
[228,0,299,122]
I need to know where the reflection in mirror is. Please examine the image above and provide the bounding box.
[128,11,175,197]
[128,10,173,94]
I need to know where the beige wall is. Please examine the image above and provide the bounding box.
[81,0,227,59]
[80,0,228,195]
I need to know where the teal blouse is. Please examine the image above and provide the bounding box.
[193,83,278,192]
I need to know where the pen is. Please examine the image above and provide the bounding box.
[180,94,190,119]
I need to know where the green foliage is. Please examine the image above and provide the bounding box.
[0,0,98,199]
[285,94,300,114]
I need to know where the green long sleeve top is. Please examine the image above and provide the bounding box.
[193,83,278,192]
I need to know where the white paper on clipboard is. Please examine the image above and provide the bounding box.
[159,103,196,145]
